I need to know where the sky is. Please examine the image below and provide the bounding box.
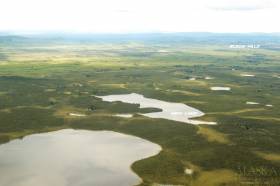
[0,0,279,33]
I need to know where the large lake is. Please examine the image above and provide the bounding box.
[0,129,161,186]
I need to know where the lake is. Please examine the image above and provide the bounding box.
[0,129,161,186]
[96,93,216,125]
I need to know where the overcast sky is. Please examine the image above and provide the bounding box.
[0,0,279,33]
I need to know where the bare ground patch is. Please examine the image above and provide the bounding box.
[197,126,230,144]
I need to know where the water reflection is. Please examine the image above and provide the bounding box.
[0,129,161,186]
[97,93,216,125]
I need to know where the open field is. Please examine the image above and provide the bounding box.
[0,34,280,185]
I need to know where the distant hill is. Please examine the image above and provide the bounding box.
[1,32,280,47]
[0,35,27,43]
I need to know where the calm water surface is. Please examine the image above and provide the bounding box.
[97,93,216,125]
[0,129,161,186]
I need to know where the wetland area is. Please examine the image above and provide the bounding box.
[0,33,280,186]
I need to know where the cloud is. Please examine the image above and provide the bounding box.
[207,0,275,11]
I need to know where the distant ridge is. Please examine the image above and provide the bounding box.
[1,32,280,45]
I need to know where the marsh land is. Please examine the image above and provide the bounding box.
[0,33,279,186]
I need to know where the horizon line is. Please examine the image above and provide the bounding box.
[1,31,280,36]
